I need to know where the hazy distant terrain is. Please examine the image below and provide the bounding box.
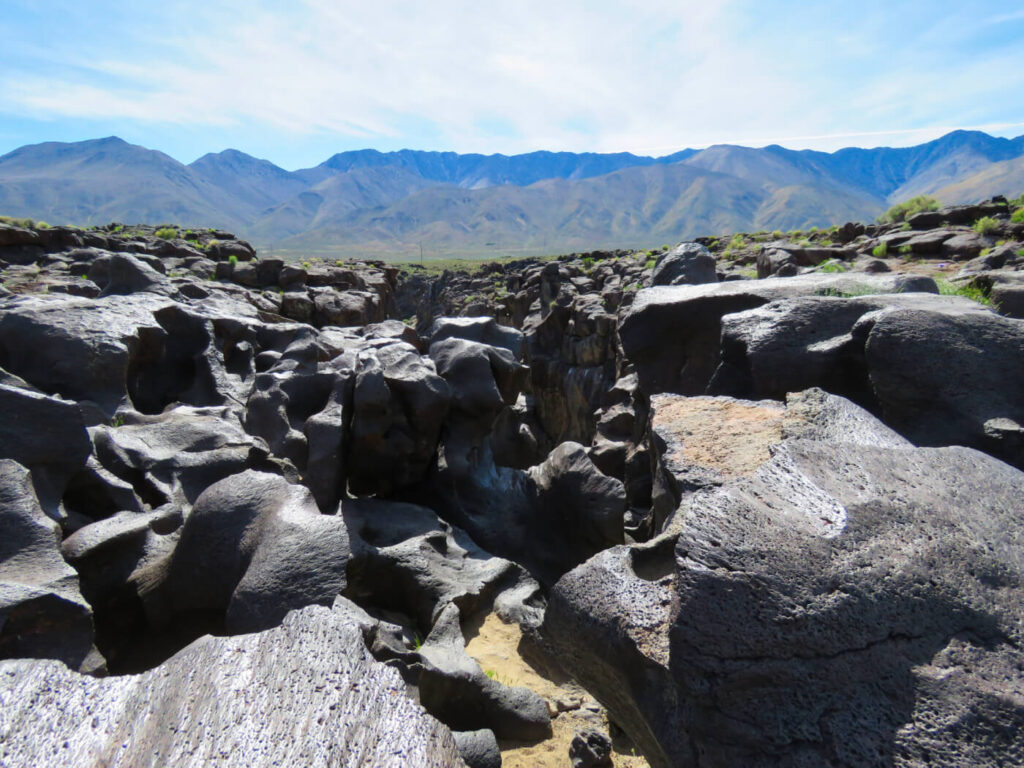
[1,131,1022,258]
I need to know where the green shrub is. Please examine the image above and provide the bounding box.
[644,258,656,269]
[872,242,889,258]
[771,230,783,239]
[819,261,847,273]
[880,195,940,224]
[154,227,178,240]
[973,216,999,235]
[228,254,239,267]
[937,278,991,306]
[1010,207,1024,224]
[36,221,50,229]
[0,215,35,228]
[898,244,913,256]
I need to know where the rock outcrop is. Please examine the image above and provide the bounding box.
[3,204,1024,768]
[545,390,1024,768]
[0,603,465,767]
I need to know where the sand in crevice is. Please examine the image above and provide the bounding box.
[463,610,650,768]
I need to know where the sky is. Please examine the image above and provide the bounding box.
[1,0,1023,170]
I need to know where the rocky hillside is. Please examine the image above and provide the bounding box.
[1,130,1023,258]
[1,195,1024,767]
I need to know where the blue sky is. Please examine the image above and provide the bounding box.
[2,0,1023,170]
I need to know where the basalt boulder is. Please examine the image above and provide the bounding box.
[0,460,102,674]
[343,498,544,632]
[545,390,1024,768]
[151,470,350,634]
[0,384,92,521]
[417,603,551,742]
[651,242,717,286]
[0,603,464,767]
[618,274,938,397]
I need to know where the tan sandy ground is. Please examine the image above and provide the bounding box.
[464,611,650,768]
[653,396,786,479]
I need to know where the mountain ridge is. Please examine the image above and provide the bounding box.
[1,131,1022,257]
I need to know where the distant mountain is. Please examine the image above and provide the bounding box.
[293,148,699,188]
[0,137,249,229]
[271,161,884,258]
[1,131,1021,257]
[933,153,1024,204]
[189,149,308,213]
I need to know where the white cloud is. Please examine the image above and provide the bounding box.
[2,0,1023,156]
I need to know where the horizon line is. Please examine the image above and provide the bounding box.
[2,123,1024,172]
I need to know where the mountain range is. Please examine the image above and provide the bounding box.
[1,131,1023,259]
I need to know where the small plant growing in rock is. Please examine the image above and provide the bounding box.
[973,216,999,235]
[937,278,991,306]
[228,254,239,267]
[898,245,913,257]
[881,195,939,223]
[0,215,35,227]
[1010,207,1024,224]
[872,242,889,258]
[154,227,178,240]
[819,261,847,273]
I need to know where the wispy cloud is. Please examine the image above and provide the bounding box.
[1,0,1023,162]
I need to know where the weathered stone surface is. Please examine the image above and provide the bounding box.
[545,390,1024,768]
[345,340,451,495]
[155,471,349,634]
[865,303,1024,468]
[651,242,717,286]
[992,282,1024,319]
[619,274,938,397]
[418,603,551,741]
[429,315,525,358]
[0,384,92,519]
[530,441,625,569]
[0,603,465,767]
[88,252,173,297]
[344,498,544,631]
[0,460,101,673]
[452,729,501,768]
[569,729,614,768]
[0,294,168,414]
[92,406,280,515]
[313,288,381,327]
[707,292,988,403]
